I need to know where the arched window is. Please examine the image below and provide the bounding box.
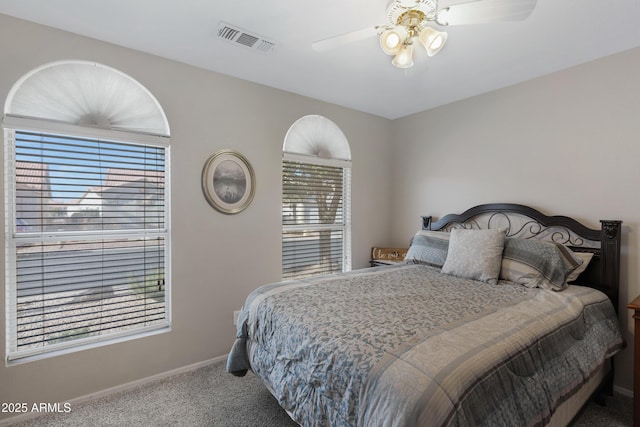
[3,60,171,363]
[282,115,351,279]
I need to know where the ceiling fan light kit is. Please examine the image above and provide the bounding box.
[379,1,448,68]
[311,0,538,70]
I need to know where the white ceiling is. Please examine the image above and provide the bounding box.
[0,0,639,119]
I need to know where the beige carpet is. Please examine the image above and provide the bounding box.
[10,361,632,426]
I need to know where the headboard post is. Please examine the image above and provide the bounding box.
[601,220,622,311]
[422,216,432,230]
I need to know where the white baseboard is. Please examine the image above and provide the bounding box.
[613,385,633,398]
[0,355,227,426]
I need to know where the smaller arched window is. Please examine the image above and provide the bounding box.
[282,115,351,279]
[3,61,171,363]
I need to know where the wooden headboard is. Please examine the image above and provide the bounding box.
[422,203,622,311]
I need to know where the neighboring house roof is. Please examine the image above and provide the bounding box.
[15,162,53,208]
[103,168,164,189]
[17,164,163,209]
[16,161,51,194]
[64,169,164,210]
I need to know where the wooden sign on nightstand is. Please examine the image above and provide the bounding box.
[370,247,408,266]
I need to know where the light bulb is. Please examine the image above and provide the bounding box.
[392,44,414,68]
[379,26,408,55]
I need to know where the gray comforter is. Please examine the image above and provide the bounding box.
[227,264,624,426]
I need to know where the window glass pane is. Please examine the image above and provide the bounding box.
[16,236,166,353]
[6,130,169,361]
[283,161,343,226]
[282,229,343,279]
[15,132,165,233]
[282,160,348,280]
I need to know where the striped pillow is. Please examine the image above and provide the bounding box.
[500,238,583,291]
[404,230,450,268]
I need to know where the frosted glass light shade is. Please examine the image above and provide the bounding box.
[379,26,408,55]
[392,44,414,68]
[419,27,448,56]
[5,60,170,136]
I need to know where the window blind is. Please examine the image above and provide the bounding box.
[282,160,350,279]
[5,130,170,361]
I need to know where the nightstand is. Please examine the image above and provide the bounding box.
[370,247,408,267]
[628,294,640,427]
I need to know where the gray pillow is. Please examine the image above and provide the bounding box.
[404,230,450,268]
[500,238,583,291]
[441,228,506,284]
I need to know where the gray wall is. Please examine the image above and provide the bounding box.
[389,47,640,392]
[0,14,393,421]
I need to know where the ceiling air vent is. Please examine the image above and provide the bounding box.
[216,22,275,54]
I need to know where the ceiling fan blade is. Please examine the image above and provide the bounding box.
[312,26,380,52]
[438,0,537,26]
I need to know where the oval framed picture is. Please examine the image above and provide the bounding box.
[202,150,255,214]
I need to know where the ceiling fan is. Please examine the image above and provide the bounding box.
[312,0,538,68]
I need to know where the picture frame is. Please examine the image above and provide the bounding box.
[201,150,255,214]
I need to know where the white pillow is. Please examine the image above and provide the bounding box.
[566,251,594,283]
[441,228,506,285]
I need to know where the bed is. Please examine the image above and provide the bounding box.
[227,203,625,426]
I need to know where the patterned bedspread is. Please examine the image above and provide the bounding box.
[227,264,624,426]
